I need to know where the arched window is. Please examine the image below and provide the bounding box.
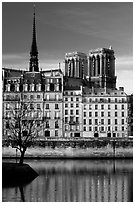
[97,55,100,75]
[92,56,96,76]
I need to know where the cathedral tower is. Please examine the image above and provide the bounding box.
[88,46,116,89]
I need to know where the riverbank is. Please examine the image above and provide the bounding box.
[2,145,133,159]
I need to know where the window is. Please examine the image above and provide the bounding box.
[55,111,59,119]
[55,121,59,128]
[6,103,10,110]
[115,105,117,110]
[108,105,110,110]
[84,105,86,110]
[24,95,27,99]
[6,122,9,129]
[30,95,34,99]
[46,121,49,128]
[71,92,73,95]
[84,119,86,125]
[108,112,110,117]
[46,111,50,119]
[76,97,79,101]
[37,104,40,109]
[71,103,74,108]
[76,104,79,108]
[101,112,104,117]
[115,98,117,103]
[108,126,111,131]
[108,98,111,103]
[76,117,79,122]
[115,119,117,125]
[65,103,68,108]
[46,104,49,109]
[101,126,104,131]
[122,98,125,103]
[84,112,86,117]
[95,105,98,109]
[37,112,41,118]
[122,119,124,124]
[65,117,68,123]
[71,97,73,101]
[55,94,59,100]
[122,104,124,109]
[89,112,92,117]
[84,127,86,131]
[122,112,124,117]
[15,103,19,109]
[30,103,34,109]
[108,119,111,125]
[101,105,104,109]
[122,126,124,131]
[89,119,92,125]
[37,95,40,99]
[76,126,80,131]
[65,125,68,131]
[55,130,58,136]
[70,116,74,122]
[89,126,92,131]
[70,125,74,131]
[95,112,98,117]
[115,112,117,117]
[89,105,92,109]
[65,97,68,101]
[76,110,79,115]
[101,119,104,125]
[70,110,73,115]
[95,119,98,124]
[46,94,49,100]
[55,104,59,109]
[115,126,117,131]
[65,110,68,115]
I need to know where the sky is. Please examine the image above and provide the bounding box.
[2,2,133,94]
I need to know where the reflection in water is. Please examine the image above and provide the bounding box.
[2,159,133,202]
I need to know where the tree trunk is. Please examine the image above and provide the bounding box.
[19,150,25,165]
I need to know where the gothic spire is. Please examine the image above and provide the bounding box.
[29,4,39,72]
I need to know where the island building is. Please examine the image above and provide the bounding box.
[2,8,133,140]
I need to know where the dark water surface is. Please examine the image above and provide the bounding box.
[2,159,133,202]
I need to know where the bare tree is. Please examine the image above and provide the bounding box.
[4,101,43,165]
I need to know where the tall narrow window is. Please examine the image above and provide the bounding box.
[55,104,59,109]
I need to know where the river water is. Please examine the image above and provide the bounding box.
[2,159,133,202]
